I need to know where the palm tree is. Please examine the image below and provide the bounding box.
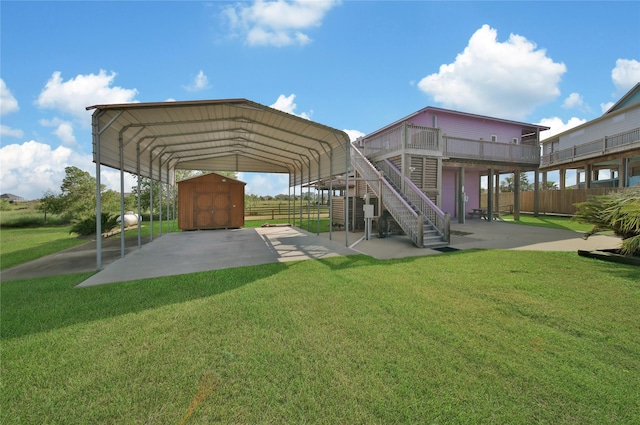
[572,187,640,256]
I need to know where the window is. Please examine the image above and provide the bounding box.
[491,135,497,142]
[512,137,519,144]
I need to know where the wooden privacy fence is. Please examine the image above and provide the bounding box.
[245,205,329,219]
[481,188,626,216]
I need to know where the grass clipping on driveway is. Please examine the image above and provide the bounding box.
[2,251,639,424]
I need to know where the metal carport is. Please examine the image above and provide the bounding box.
[87,99,352,270]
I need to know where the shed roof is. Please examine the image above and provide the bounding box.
[177,171,246,185]
[87,99,351,186]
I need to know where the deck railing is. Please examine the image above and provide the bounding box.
[363,124,440,158]
[443,136,540,164]
[363,124,539,165]
[351,144,424,247]
[541,127,640,167]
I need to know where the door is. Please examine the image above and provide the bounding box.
[193,192,231,229]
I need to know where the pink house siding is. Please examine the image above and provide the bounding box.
[442,169,457,214]
[409,110,526,143]
[442,168,480,217]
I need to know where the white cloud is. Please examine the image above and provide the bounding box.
[239,172,290,196]
[562,92,584,109]
[0,141,89,200]
[600,101,615,113]
[223,0,339,47]
[417,24,566,120]
[0,140,137,200]
[99,169,138,196]
[343,129,365,142]
[270,94,312,119]
[1,125,24,138]
[183,70,211,92]
[40,118,77,147]
[538,116,587,140]
[0,78,19,115]
[611,58,640,93]
[36,70,138,122]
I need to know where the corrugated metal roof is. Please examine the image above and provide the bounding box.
[87,98,350,186]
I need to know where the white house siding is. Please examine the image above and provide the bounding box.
[557,106,640,151]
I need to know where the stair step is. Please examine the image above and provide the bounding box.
[422,241,449,249]
[424,235,444,242]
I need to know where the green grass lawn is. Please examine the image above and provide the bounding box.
[2,251,639,424]
[501,214,593,233]
[0,226,86,270]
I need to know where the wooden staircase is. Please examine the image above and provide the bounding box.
[351,144,450,248]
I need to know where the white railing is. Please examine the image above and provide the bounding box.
[379,159,449,242]
[351,144,424,247]
[363,124,440,157]
[541,127,640,167]
[407,125,440,150]
[363,126,404,157]
[443,136,540,164]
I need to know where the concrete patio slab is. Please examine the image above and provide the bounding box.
[1,219,623,287]
[76,226,358,287]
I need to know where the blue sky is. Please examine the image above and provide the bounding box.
[1,0,639,200]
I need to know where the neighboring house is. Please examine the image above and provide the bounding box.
[540,83,640,189]
[0,193,26,203]
[352,106,549,248]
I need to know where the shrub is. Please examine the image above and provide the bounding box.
[70,213,119,236]
[573,187,640,256]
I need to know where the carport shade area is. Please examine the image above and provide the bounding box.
[87,98,352,270]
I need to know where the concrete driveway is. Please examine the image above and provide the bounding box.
[1,220,622,287]
[76,226,357,287]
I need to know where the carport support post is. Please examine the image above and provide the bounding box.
[136,145,142,248]
[345,169,349,246]
[159,166,163,236]
[288,184,291,225]
[94,114,103,270]
[315,159,321,235]
[293,183,296,226]
[329,178,333,240]
[119,135,126,259]
[149,151,154,242]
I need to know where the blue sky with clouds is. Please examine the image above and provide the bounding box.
[1,0,639,200]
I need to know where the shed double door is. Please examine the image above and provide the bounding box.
[193,191,231,229]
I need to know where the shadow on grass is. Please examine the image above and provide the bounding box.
[0,259,290,340]
[0,237,87,271]
[4,250,638,341]
[500,214,590,233]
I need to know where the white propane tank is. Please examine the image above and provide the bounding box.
[116,211,141,227]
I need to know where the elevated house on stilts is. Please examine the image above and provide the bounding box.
[350,106,549,248]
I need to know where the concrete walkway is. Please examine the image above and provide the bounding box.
[76,226,357,287]
[333,219,621,260]
[1,220,622,286]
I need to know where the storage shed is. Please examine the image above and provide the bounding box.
[177,173,245,230]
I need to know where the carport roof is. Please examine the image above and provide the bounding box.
[87,98,351,186]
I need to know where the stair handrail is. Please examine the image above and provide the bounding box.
[350,144,424,246]
[381,159,450,243]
